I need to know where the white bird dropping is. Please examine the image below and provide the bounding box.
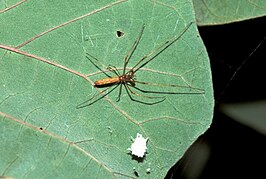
[128,133,148,158]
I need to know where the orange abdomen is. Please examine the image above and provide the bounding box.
[94,77,120,87]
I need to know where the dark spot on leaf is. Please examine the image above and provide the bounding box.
[116,30,124,37]
[129,153,145,163]
[133,170,139,177]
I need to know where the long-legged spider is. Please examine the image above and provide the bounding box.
[77,22,204,108]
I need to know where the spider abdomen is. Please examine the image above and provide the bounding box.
[94,77,120,87]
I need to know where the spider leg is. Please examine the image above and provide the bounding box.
[107,65,121,76]
[127,84,165,99]
[134,80,205,94]
[86,53,112,78]
[123,24,145,74]
[132,22,194,73]
[124,84,165,105]
[116,83,123,102]
[76,84,119,109]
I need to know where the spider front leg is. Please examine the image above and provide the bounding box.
[107,65,120,76]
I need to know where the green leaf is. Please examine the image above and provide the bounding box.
[193,0,266,25]
[0,0,213,178]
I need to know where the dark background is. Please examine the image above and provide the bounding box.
[166,16,266,178]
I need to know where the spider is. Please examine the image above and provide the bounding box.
[77,22,204,108]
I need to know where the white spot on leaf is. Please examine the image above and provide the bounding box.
[128,133,148,158]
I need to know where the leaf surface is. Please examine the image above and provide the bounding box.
[0,0,213,178]
[193,0,266,25]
